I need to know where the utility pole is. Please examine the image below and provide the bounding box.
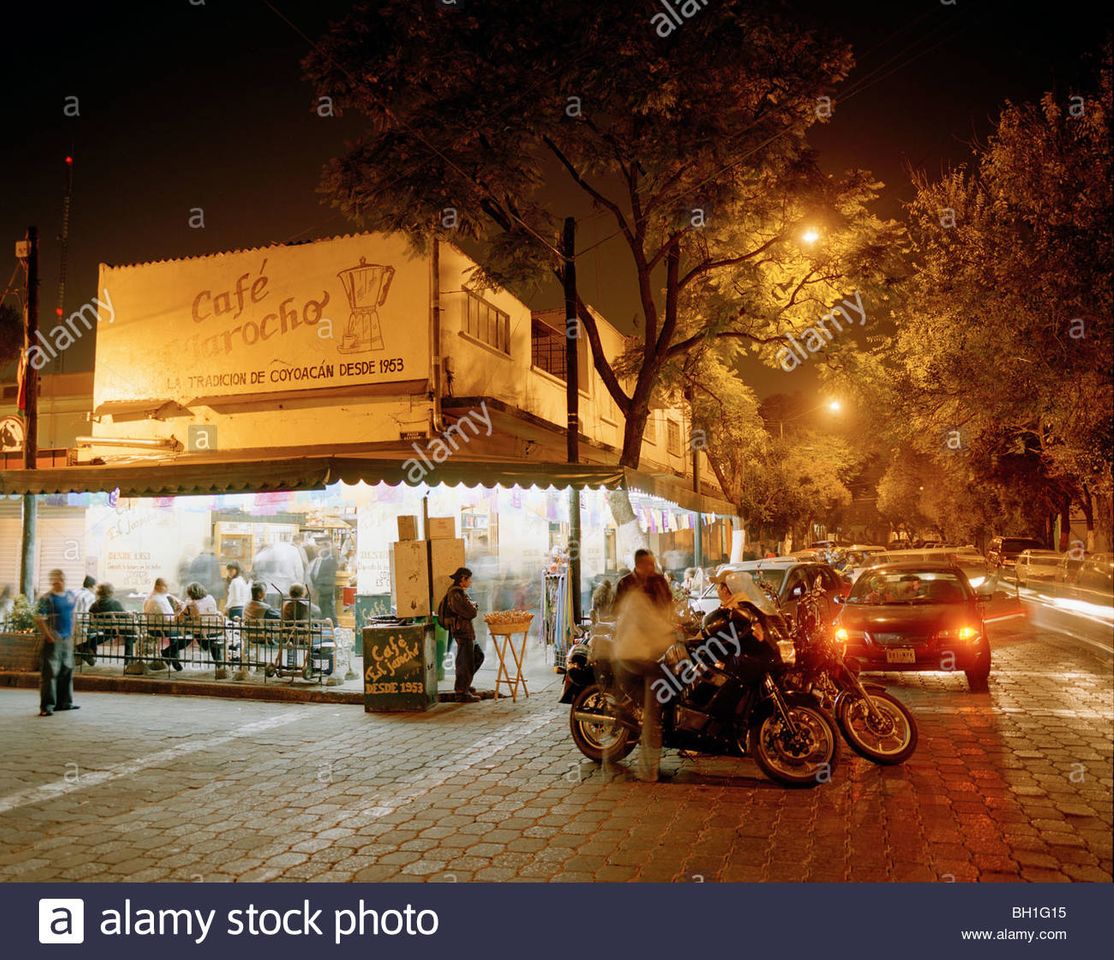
[563,217,582,624]
[19,227,39,599]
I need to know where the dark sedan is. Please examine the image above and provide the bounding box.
[834,562,991,691]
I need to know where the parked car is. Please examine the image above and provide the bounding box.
[1059,552,1114,594]
[835,562,992,691]
[856,547,989,589]
[1015,550,1064,588]
[692,558,847,622]
[986,536,1044,572]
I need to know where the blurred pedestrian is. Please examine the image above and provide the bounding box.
[311,545,338,623]
[33,569,78,716]
[613,550,675,782]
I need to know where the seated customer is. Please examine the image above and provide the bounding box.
[281,584,333,677]
[243,582,280,621]
[280,583,321,621]
[77,583,136,666]
[172,581,227,676]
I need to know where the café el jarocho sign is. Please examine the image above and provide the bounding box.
[93,233,430,406]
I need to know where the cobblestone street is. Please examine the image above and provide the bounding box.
[1,616,1110,883]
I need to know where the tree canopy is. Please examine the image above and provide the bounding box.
[304,0,900,466]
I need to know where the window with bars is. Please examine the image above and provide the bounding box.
[644,414,656,445]
[463,290,511,355]
[531,315,589,388]
[667,419,683,456]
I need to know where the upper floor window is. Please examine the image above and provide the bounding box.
[644,414,656,445]
[464,290,510,355]
[531,314,588,389]
[667,419,683,456]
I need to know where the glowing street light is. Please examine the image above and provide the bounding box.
[827,399,842,413]
[801,228,820,246]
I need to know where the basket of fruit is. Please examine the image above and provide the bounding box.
[483,610,535,633]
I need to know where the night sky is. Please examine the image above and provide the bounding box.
[0,1,1105,398]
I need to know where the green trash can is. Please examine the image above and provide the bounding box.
[362,620,437,712]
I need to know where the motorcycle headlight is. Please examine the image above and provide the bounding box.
[663,641,690,670]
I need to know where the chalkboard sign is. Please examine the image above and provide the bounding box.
[362,622,436,711]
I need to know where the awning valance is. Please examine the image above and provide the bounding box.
[0,456,736,518]
[622,467,736,517]
[0,456,625,498]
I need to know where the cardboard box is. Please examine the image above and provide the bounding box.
[430,538,466,612]
[427,516,457,539]
[390,540,430,617]
[396,515,419,541]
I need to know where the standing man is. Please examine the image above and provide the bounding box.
[615,548,673,610]
[312,545,338,623]
[34,569,79,717]
[438,567,484,703]
[613,549,675,782]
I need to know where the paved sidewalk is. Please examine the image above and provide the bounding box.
[0,618,1109,882]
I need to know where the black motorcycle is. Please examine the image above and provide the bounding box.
[773,575,918,765]
[560,606,840,788]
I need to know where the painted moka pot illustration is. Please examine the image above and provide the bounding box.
[337,257,395,354]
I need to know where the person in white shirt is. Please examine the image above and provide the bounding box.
[144,578,180,672]
[223,562,251,619]
[253,537,305,603]
[73,576,96,616]
[72,576,96,646]
[175,581,227,678]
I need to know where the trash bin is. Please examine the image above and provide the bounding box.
[362,619,437,712]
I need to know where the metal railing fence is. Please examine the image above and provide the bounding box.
[72,612,337,684]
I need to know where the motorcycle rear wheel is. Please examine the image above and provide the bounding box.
[836,690,918,765]
[751,701,839,788]
[569,683,637,764]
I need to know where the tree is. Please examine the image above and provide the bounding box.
[687,370,858,547]
[892,57,1112,546]
[304,0,900,468]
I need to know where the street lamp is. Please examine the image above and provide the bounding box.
[801,228,820,246]
[776,397,843,437]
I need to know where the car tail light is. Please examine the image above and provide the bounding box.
[936,625,980,641]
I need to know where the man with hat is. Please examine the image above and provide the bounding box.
[438,567,484,703]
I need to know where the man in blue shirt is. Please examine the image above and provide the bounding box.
[34,569,79,716]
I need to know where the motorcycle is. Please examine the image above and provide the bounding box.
[559,605,840,788]
[771,573,918,765]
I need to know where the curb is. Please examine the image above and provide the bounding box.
[0,670,364,705]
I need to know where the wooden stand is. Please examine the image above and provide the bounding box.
[486,619,533,702]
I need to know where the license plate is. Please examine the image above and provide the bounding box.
[886,648,917,664]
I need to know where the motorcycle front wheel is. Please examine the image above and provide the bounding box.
[751,700,839,788]
[569,683,637,764]
[836,690,918,765]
